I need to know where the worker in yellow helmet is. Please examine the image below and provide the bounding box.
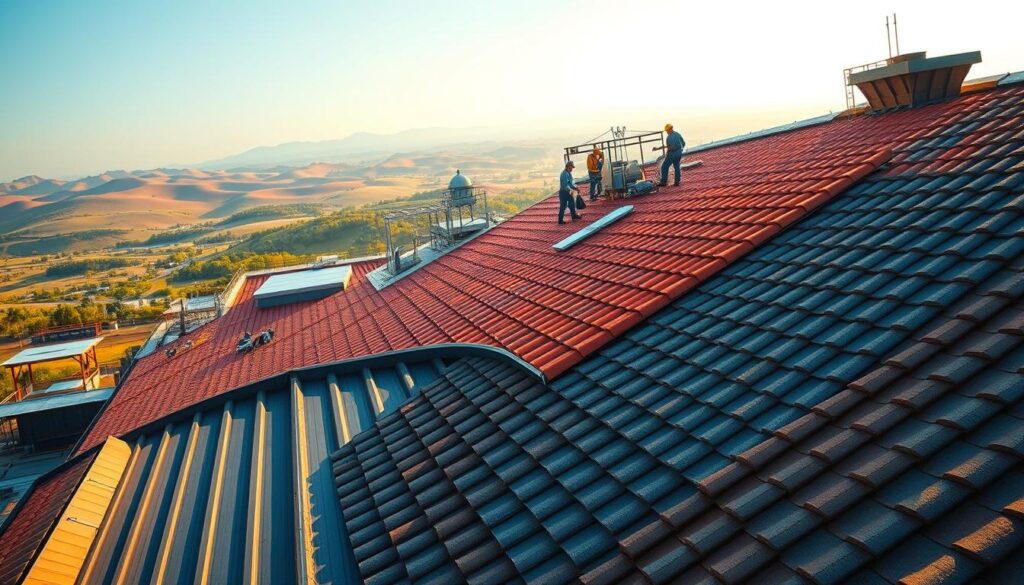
[655,123,686,187]
[586,145,604,201]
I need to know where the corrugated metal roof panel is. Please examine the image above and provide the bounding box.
[72,352,450,585]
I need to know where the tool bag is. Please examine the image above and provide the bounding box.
[575,194,587,209]
[629,180,657,196]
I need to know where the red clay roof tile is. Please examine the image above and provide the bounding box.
[76,107,906,452]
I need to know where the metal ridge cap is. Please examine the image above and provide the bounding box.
[684,112,840,155]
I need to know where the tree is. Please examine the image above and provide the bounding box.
[51,304,80,326]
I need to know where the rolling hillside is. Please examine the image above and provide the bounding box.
[0,141,561,255]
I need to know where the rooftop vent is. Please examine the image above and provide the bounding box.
[253,264,353,308]
[846,51,981,111]
[843,14,980,111]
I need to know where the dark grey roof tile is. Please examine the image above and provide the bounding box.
[877,468,971,522]
[878,416,960,459]
[868,536,978,585]
[837,444,915,488]
[830,498,920,555]
[748,499,820,550]
[635,536,697,584]
[781,528,871,584]
[793,471,871,519]
[705,532,776,584]
[720,476,785,520]
[743,562,812,585]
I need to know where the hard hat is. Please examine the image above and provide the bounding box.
[664,123,673,131]
[566,160,575,167]
[593,145,601,151]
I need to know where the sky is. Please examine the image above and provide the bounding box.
[1,0,1022,180]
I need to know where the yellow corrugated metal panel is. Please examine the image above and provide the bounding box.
[22,437,131,585]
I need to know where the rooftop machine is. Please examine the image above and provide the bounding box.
[564,127,664,198]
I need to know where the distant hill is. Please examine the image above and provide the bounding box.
[0,140,560,254]
[192,127,521,170]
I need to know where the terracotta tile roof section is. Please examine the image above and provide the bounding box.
[0,454,95,585]
[58,353,451,585]
[78,117,897,451]
[327,84,1024,584]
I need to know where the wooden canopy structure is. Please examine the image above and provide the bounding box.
[2,337,104,401]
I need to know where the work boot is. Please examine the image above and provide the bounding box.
[571,214,582,220]
[558,220,566,225]
[657,182,667,187]
[673,182,680,187]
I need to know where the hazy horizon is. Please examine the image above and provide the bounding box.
[2,0,1023,181]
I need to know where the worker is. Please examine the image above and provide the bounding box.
[586,145,604,201]
[657,123,686,187]
[558,160,582,224]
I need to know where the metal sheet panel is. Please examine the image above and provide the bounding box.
[0,389,113,418]
[74,355,446,585]
[22,437,130,585]
[253,265,353,308]
[2,338,104,367]
[553,205,634,251]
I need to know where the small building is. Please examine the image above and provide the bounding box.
[2,337,103,400]
[1,338,109,451]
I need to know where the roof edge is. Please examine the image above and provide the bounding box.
[685,112,839,155]
[21,438,130,584]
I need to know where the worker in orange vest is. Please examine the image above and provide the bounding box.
[586,145,604,201]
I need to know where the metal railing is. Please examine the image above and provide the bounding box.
[843,59,890,109]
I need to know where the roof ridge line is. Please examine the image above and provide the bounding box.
[685,112,840,155]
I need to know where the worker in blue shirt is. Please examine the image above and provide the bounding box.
[558,160,583,224]
[656,123,686,187]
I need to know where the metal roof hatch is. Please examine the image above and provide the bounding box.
[253,264,353,308]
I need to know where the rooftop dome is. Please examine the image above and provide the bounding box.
[448,169,473,190]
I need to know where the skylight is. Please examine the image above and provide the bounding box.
[553,205,633,251]
[253,265,353,308]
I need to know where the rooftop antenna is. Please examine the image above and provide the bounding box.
[893,13,900,56]
[885,15,892,59]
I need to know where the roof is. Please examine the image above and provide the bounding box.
[1,337,103,367]
[3,78,1023,585]
[1,348,502,585]
[326,82,1024,584]
[0,455,94,585]
[0,388,113,418]
[78,126,892,452]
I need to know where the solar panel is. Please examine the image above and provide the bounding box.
[253,265,353,308]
